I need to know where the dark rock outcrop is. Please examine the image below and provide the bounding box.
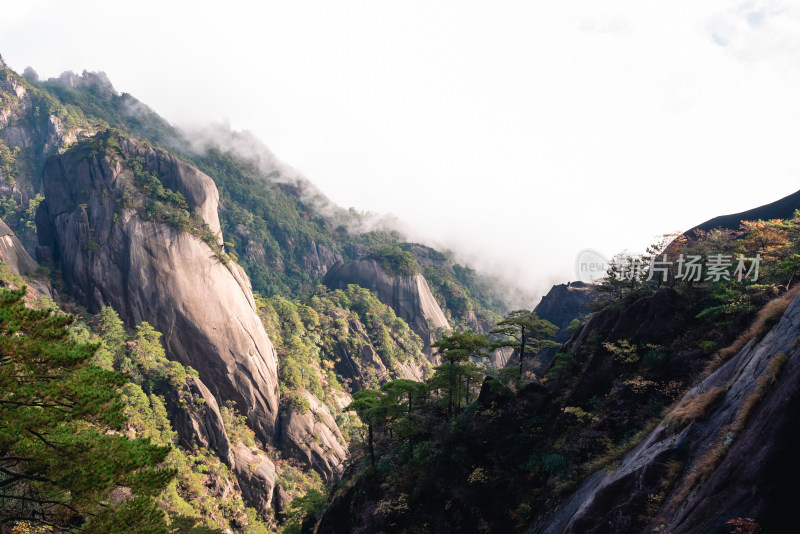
[524,281,596,373]
[323,258,449,359]
[36,134,280,442]
[231,442,276,517]
[303,239,340,278]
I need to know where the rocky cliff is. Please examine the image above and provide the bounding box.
[277,389,348,482]
[0,217,38,277]
[323,258,450,358]
[531,288,800,534]
[0,64,94,201]
[524,281,596,373]
[35,132,280,442]
[0,216,51,296]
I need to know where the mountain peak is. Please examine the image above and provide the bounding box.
[51,69,117,97]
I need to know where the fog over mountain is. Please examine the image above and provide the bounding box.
[3,0,800,301]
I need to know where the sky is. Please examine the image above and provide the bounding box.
[2,0,800,301]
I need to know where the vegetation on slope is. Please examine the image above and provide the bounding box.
[2,62,512,326]
[0,287,177,533]
[318,216,800,532]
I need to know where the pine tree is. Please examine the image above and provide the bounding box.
[491,310,559,379]
[431,331,490,416]
[0,288,175,531]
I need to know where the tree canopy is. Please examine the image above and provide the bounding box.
[491,310,559,379]
[0,288,174,531]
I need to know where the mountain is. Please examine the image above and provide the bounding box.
[36,131,282,443]
[7,52,798,534]
[314,196,800,533]
[525,281,597,374]
[688,187,800,233]
[0,55,515,531]
[323,256,450,359]
[533,285,800,534]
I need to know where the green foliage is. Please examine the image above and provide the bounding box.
[541,454,570,475]
[602,339,639,363]
[566,318,582,334]
[695,283,752,322]
[220,401,256,447]
[0,288,174,531]
[279,488,328,534]
[370,245,420,276]
[285,391,312,415]
[122,154,228,263]
[257,285,428,406]
[0,138,20,179]
[431,331,490,416]
[87,306,258,533]
[546,352,576,379]
[491,310,559,379]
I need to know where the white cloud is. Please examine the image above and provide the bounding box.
[1,1,799,303]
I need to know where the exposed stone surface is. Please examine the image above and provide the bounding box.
[166,376,235,467]
[324,258,450,359]
[328,311,426,391]
[303,239,340,278]
[160,373,277,516]
[0,217,51,296]
[0,67,95,202]
[0,218,38,276]
[531,291,800,534]
[272,484,291,522]
[232,441,276,517]
[522,281,596,373]
[278,389,348,483]
[36,134,279,442]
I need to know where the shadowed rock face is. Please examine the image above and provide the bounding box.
[530,290,800,534]
[166,376,235,467]
[520,281,597,374]
[323,258,450,359]
[232,441,276,517]
[162,374,276,516]
[35,134,280,442]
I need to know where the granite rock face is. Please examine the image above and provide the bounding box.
[0,218,39,276]
[278,389,348,483]
[0,217,51,296]
[518,281,596,374]
[324,258,450,359]
[36,133,280,442]
[232,441,277,517]
[166,375,235,467]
